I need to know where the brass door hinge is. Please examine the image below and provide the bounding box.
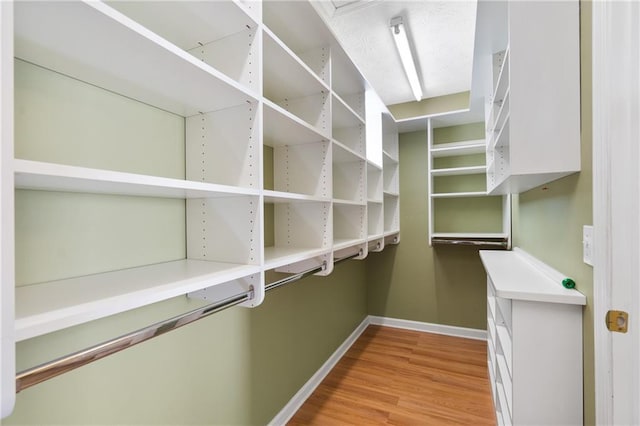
[606,310,629,333]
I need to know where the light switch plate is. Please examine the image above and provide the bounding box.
[583,225,594,266]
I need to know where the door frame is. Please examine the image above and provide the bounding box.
[592,1,640,423]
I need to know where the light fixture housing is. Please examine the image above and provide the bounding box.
[390,16,423,102]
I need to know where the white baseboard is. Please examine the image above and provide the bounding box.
[268,315,486,425]
[368,315,487,341]
[268,316,370,426]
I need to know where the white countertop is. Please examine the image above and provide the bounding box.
[479,248,586,305]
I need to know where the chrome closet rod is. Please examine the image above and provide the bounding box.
[264,251,360,293]
[432,238,507,247]
[15,291,251,393]
[16,252,361,392]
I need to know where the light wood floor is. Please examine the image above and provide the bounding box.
[288,325,496,425]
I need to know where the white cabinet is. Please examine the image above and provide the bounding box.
[480,249,586,425]
[0,0,400,417]
[485,1,580,194]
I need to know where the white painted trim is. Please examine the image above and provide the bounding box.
[592,1,616,424]
[368,316,487,341]
[268,316,369,426]
[269,315,487,425]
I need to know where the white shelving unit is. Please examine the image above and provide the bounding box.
[428,118,510,247]
[480,249,586,425]
[0,0,402,417]
[484,1,580,194]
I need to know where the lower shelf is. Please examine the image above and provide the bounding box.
[263,246,330,270]
[15,259,260,341]
[333,238,365,251]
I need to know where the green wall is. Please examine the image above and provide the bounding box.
[513,2,594,423]
[366,130,490,329]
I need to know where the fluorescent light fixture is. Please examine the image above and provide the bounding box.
[390,16,423,102]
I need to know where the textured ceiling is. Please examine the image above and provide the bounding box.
[315,0,478,106]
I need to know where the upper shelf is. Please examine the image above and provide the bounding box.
[14,160,259,199]
[262,0,332,57]
[263,100,329,146]
[262,28,329,102]
[14,1,257,117]
[431,140,486,158]
[431,165,487,177]
[107,1,258,50]
[332,94,365,129]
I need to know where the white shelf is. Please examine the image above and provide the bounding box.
[333,238,365,251]
[263,190,330,204]
[333,141,365,163]
[367,167,383,202]
[492,49,510,106]
[367,201,384,237]
[263,246,330,270]
[15,259,261,341]
[107,1,259,92]
[332,94,365,128]
[382,150,398,163]
[383,230,400,238]
[14,159,259,199]
[270,141,331,199]
[496,324,513,377]
[262,0,332,61]
[333,199,366,206]
[14,1,256,117]
[263,28,328,102]
[332,96,365,157]
[431,140,486,157]
[430,191,488,198]
[333,203,365,248]
[496,353,513,418]
[430,165,487,177]
[333,145,365,203]
[492,90,510,133]
[263,100,329,146]
[109,1,258,49]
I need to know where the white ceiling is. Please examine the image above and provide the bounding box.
[314,0,478,106]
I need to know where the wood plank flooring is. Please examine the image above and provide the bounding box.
[288,325,496,425]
